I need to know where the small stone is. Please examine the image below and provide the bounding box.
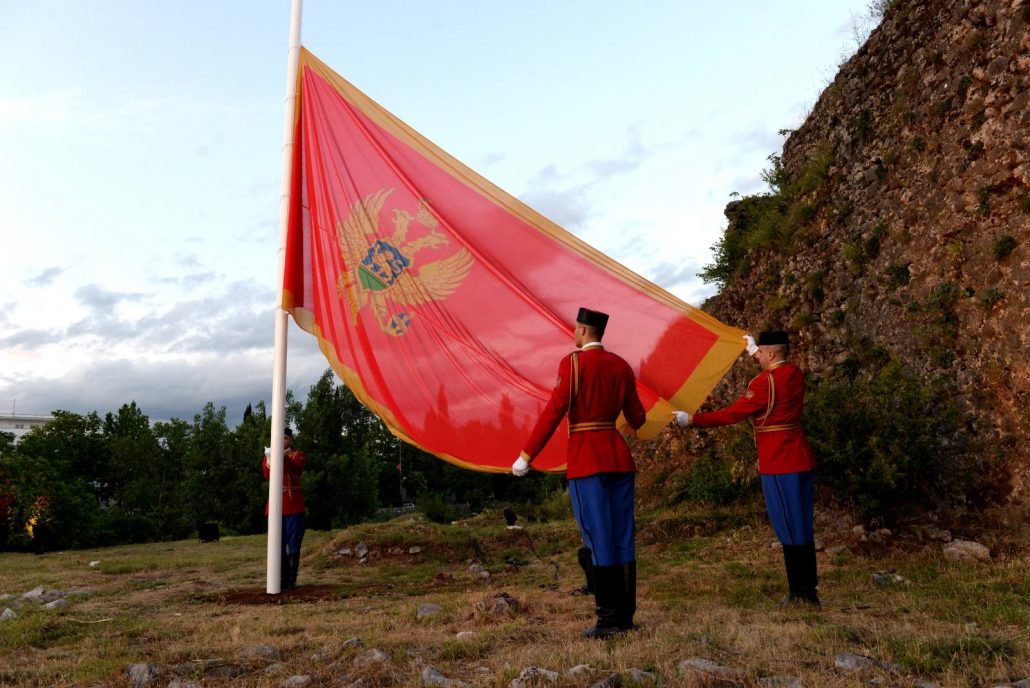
[409,546,423,554]
[826,545,847,555]
[352,648,392,669]
[770,540,783,550]
[125,663,161,687]
[759,678,802,688]
[871,569,905,586]
[588,673,622,688]
[265,663,287,675]
[567,664,593,678]
[814,539,824,551]
[509,666,559,687]
[354,542,369,558]
[1,608,17,620]
[422,664,469,687]
[310,649,332,663]
[281,676,311,688]
[89,560,101,568]
[22,586,46,601]
[943,539,991,563]
[43,598,67,610]
[341,637,363,650]
[167,680,201,688]
[474,592,522,618]
[835,654,878,672]
[455,631,475,640]
[852,525,866,535]
[337,547,353,556]
[623,669,658,686]
[238,644,283,661]
[468,563,490,580]
[416,603,444,620]
[677,658,740,681]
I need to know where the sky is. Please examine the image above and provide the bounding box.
[0,1,876,425]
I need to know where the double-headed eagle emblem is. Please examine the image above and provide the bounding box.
[335,188,474,336]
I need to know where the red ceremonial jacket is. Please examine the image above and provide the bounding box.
[520,344,647,479]
[692,361,815,475]
[263,449,307,515]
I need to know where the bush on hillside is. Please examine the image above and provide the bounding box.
[804,360,970,518]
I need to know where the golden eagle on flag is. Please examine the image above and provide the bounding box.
[283,48,744,473]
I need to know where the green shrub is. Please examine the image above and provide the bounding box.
[419,493,456,524]
[804,361,965,517]
[674,450,744,505]
[979,288,1004,310]
[700,147,834,289]
[886,262,910,287]
[992,235,1016,260]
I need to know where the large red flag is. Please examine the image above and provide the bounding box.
[284,48,744,473]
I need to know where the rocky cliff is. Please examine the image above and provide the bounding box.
[695,0,1029,514]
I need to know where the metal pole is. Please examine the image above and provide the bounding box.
[267,0,303,595]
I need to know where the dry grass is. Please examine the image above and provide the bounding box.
[1,505,1028,687]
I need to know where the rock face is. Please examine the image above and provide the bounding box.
[703,0,1030,502]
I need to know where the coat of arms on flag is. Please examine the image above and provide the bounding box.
[336,188,474,336]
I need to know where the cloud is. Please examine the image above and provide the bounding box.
[651,259,706,290]
[584,131,651,178]
[476,152,505,167]
[0,328,65,349]
[0,345,331,425]
[26,267,66,287]
[74,284,145,311]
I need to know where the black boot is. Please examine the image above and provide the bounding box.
[797,542,819,605]
[617,561,637,631]
[280,552,293,591]
[577,547,595,594]
[778,544,819,606]
[581,566,621,638]
[287,553,300,590]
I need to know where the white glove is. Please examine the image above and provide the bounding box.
[512,457,530,477]
[264,446,271,458]
[744,334,759,356]
[674,411,691,427]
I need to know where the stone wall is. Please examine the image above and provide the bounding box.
[701,0,1029,504]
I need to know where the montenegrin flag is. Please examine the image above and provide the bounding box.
[283,48,745,473]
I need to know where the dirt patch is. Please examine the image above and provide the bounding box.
[208,584,346,605]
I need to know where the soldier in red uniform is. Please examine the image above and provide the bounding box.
[263,428,307,590]
[512,307,647,637]
[675,331,819,605]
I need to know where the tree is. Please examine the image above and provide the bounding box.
[295,370,381,528]
[182,403,233,530]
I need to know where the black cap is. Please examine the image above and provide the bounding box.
[284,427,294,437]
[576,307,609,331]
[757,330,789,346]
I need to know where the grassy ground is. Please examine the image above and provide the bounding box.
[1,501,1028,687]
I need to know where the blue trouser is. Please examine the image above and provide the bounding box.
[568,473,635,566]
[283,513,305,555]
[761,471,814,545]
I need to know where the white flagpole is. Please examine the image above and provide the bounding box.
[268,0,303,595]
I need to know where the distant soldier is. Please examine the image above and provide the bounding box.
[675,331,819,605]
[513,307,647,637]
[263,428,307,590]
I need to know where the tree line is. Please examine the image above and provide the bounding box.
[0,370,560,552]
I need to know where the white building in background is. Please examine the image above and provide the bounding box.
[0,413,55,443]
